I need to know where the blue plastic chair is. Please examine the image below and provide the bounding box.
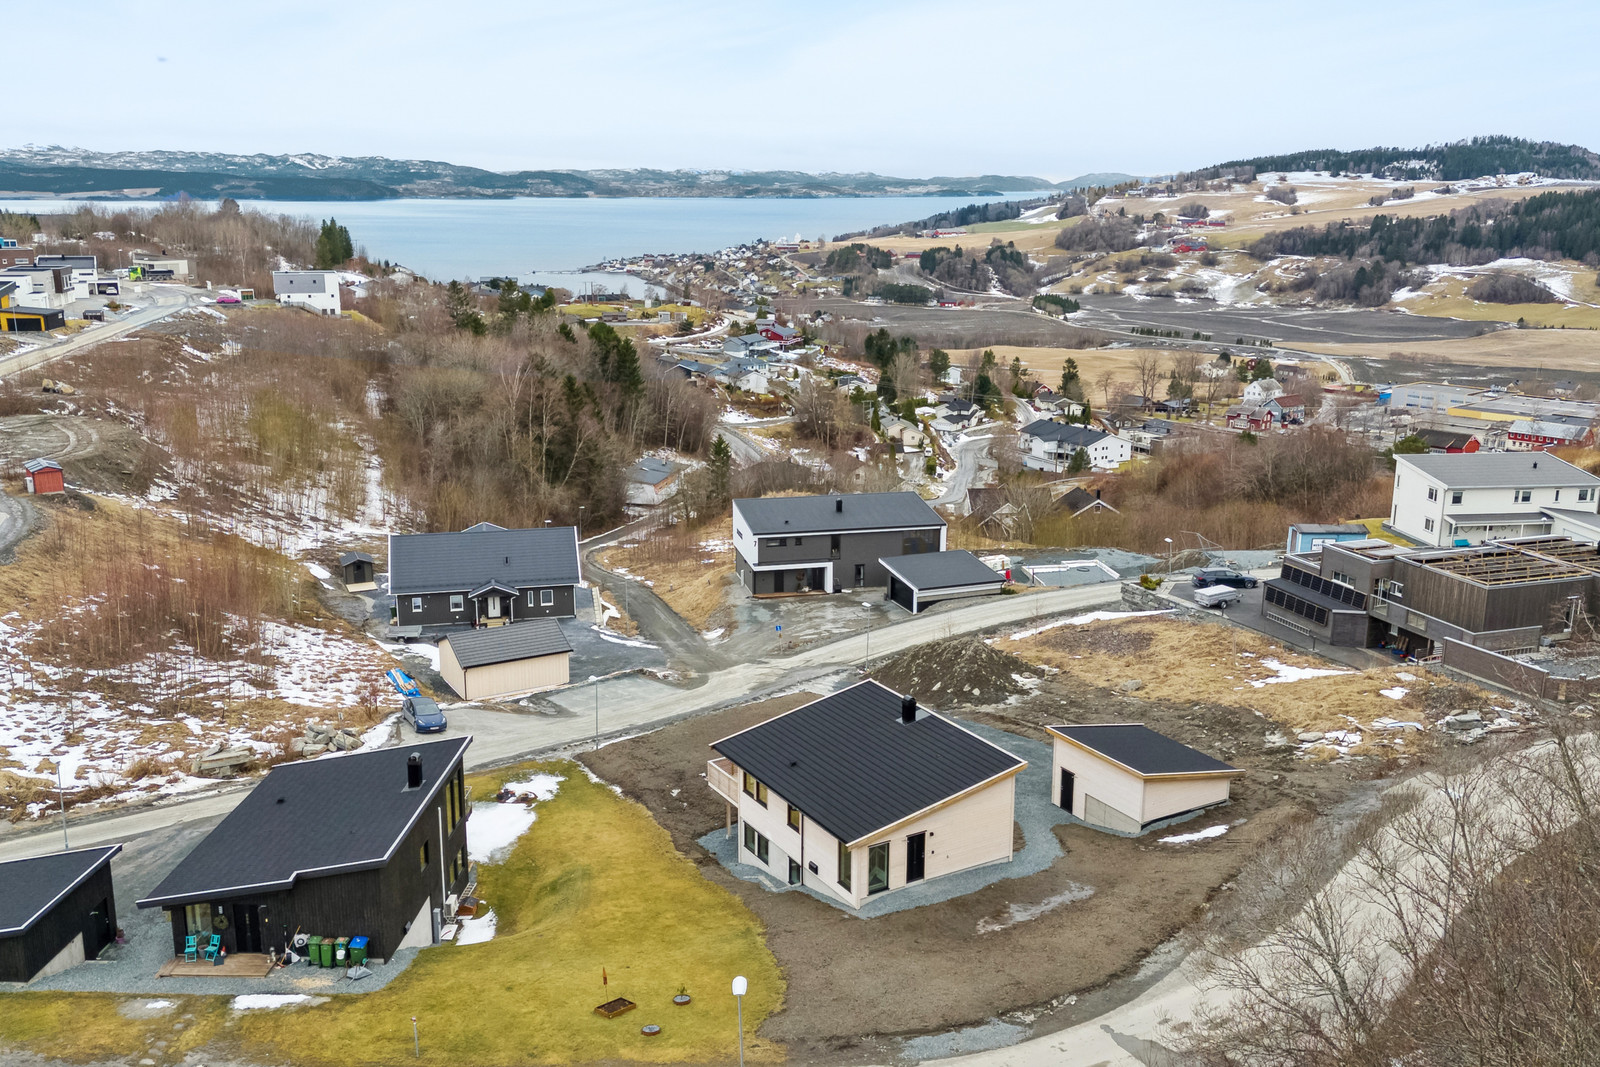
[204,934,221,962]
[183,935,198,962]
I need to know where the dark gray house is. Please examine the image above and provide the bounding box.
[339,550,376,591]
[880,550,1006,613]
[732,492,946,595]
[389,523,581,631]
[0,845,122,983]
[137,738,472,964]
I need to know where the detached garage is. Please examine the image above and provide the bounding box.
[1047,723,1242,835]
[880,550,1007,613]
[0,845,122,983]
[438,618,572,701]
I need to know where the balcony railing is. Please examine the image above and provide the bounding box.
[706,757,741,804]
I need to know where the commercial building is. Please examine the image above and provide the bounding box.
[706,681,1026,909]
[137,738,472,964]
[732,492,946,595]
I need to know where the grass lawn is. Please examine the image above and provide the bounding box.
[0,994,228,1062]
[230,760,783,1065]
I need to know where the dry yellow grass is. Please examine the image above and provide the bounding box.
[599,518,735,632]
[1007,615,1453,736]
[944,345,1205,392]
[1296,328,1600,371]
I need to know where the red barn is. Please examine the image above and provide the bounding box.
[23,457,63,495]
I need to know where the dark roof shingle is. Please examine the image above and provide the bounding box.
[0,845,122,936]
[443,619,572,669]
[733,493,943,537]
[1048,723,1238,777]
[712,681,1024,844]
[878,550,1004,591]
[389,526,581,596]
[137,737,471,907]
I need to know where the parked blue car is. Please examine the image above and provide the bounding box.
[401,695,448,734]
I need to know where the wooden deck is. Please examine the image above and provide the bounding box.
[157,953,276,978]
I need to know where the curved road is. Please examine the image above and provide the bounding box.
[0,283,206,381]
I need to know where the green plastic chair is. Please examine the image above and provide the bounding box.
[183,935,198,962]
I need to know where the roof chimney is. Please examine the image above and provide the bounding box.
[901,695,917,723]
[836,498,844,513]
[406,752,423,790]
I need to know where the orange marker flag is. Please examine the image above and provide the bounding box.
[602,967,608,986]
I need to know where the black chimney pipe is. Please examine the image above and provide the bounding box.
[836,498,843,513]
[406,752,423,789]
[901,695,917,723]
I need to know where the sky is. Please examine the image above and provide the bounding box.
[11,0,1600,180]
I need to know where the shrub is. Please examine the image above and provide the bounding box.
[1263,185,1298,205]
[1466,272,1560,304]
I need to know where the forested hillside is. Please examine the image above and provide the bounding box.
[1200,136,1600,182]
[1251,187,1600,264]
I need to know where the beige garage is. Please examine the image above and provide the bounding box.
[438,619,571,701]
[1046,723,1242,836]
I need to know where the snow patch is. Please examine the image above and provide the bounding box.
[232,994,317,1010]
[1247,658,1351,686]
[455,909,497,946]
[1159,824,1229,844]
[1379,686,1409,700]
[976,884,1095,933]
[1008,609,1171,641]
[589,626,659,649]
[304,562,331,581]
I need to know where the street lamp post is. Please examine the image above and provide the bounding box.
[1164,537,1174,574]
[861,601,873,669]
[577,505,586,540]
[731,975,748,1067]
[591,675,601,749]
[56,761,67,850]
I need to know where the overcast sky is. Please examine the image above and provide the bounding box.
[14,0,1598,180]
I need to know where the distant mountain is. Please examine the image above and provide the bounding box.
[1198,136,1600,182]
[0,147,1058,201]
[1057,172,1140,189]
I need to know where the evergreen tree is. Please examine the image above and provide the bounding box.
[928,348,950,383]
[445,280,486,335]
[1079,397,1093,426]
[314,218,354,268]
[707,435,733,507]
[1009,355,1028,396]
[1067,447,1089,474]
[1060,357,1083,400]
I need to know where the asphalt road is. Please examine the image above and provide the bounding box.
[0,582,1123,859]
[0,283,206,380]
[1070,293,1501,345]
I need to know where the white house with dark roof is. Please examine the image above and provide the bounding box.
[1047,723,1242,835]
[272,270,342,315]
[389,523,582,631]
[732,492,946,595]
[1019,421,1131,472]
[1390,452,1600,547]
[706,681,1026,909]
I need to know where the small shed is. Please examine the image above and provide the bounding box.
[339,550,377,591]
[1046,723,1243,835]
[0,844,122,982]
[438,618,572,700]
[22,457,64,495]
[879,550,1007,614]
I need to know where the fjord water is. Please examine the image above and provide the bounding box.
[2,193,1039,281]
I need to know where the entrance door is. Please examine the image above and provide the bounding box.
[85,898,112,958]
[233,904,262,954]
[772,570,785,594]
[906,832,926,882]
[867,842,891,895]
[486,595,502,619]
[1060,769,1076,813]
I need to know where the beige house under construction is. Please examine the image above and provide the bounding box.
[707,681,1026,910]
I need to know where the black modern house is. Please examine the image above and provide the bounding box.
[731,492,947,596]
[389,522,582,632]
[137,738,472,964]
[0,845,122,983]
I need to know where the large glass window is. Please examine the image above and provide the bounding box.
[741,772,768,806]
[787,804,801,831]
[867,843,890,894]
[838,841,852,891]
[743,823,769,865]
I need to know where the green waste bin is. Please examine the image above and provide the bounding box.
[306,936,323,967]
[334,937,350,968]
[349,936,368,967]
[318,937,334,968]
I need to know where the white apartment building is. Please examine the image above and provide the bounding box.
[1390,452,1600,547]
[1019,421,1132,472]
[272,270,342,315]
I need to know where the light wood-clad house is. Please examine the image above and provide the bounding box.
[438,619,571,701]
[1046,723,1242,835]
[706,681,1025,909]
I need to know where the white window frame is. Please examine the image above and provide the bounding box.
[1515,490,1532,503]
[1424,517,1435,532]
[411,597,422,612]
[1450,490,1463,505]
[449,594,464,612]
[1427,487,1438,502]
[1582,488,1594,503]
[539,589,555,607]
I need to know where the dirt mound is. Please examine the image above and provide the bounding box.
[871,636,1037,705]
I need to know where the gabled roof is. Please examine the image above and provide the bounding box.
[1046,723,1240,778]
[734,492,944,536]
[1061,486,1118,514]
[879,550,1005,591]
[22,457,60,473]
[1396,452,1600,489]
[137,737,471,908]
[389,526,581,595]
[712,681,1025,845]
[0,845,122,937]
[339,550,374,567]
[442,618,571,669]
[1020,420,1107,447]
[628,457,674,484]
[1414,428,1477,450]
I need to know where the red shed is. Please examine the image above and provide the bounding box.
[23,457,63,495]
